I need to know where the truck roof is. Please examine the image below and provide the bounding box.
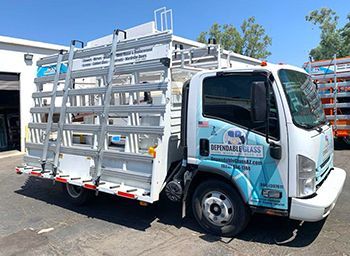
[191,62,308,78]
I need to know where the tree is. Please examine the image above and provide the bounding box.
[340,14,350,56]
[197,17,272,59]
[306,8,350,60]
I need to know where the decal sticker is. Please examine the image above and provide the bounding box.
[210,128,264,158]
[211,126,217,136]
[322,134,332,161]
[72,44,169,71]
[37,64,67,78]
[198,121,209,127]
[224,129,246,145]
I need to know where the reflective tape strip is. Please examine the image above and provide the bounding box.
[55,177,67,183]
[117,191,136,199]
[84,183,96,190]
[30,171,42,177]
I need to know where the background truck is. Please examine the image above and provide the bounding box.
[305,56,350,145]
[16,8,346,237]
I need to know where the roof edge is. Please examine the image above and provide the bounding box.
[0,35,68,51]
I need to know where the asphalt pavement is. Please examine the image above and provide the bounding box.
[0,143,349,256]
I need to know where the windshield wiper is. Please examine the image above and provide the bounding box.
[299,122,323,132]
[298,123,315,129]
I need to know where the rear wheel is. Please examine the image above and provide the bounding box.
[65,184,92,205]
[192,180,250,237]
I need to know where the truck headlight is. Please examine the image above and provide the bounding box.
[297,155,316,197]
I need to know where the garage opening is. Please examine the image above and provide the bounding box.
[0,72,20,152]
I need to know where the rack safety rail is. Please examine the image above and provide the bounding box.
[305,55,350,144]
[16,22,261,203]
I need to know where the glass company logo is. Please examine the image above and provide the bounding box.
[224,129,246,145]
[210,128,264,158]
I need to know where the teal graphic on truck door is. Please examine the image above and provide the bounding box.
[197,72,287,210]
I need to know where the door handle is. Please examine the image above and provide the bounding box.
[200,138,209,156]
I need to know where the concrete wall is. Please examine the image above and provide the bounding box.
[0,42,64,152]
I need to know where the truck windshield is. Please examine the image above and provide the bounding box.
[278,69,326,129]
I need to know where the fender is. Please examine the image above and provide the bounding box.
[189,160,258,203]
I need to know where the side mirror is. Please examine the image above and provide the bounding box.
[251,81,267,122]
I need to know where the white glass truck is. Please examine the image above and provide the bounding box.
[16,8,346,237]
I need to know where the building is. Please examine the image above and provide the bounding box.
[0,35,67,152]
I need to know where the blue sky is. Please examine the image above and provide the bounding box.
[0,0,349,66]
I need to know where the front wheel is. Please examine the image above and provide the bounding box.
[65,183,93,206]
[192,180,250,237]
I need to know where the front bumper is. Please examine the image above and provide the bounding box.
[290,167,346,222]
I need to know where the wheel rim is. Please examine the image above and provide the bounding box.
[201,191,234,227]
[66,184,84,198]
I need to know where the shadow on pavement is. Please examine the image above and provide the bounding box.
[199,214,326,247]
[15,176,325,248]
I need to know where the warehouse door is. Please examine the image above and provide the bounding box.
[0,72,20,151]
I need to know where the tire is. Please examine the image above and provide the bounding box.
[192,180,250,237]
[65,183,93,206]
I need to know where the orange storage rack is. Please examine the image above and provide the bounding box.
[305,56,350,144]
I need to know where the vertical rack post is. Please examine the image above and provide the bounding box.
[333,54,338,133]
[40,50,64,172]
[94,29,126,186]
[52,40,84,176]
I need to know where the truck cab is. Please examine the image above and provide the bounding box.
[182,63,346,236]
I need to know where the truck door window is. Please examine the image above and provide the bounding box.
[202,74,279,140]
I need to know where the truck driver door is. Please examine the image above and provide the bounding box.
[196,72,289,210]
